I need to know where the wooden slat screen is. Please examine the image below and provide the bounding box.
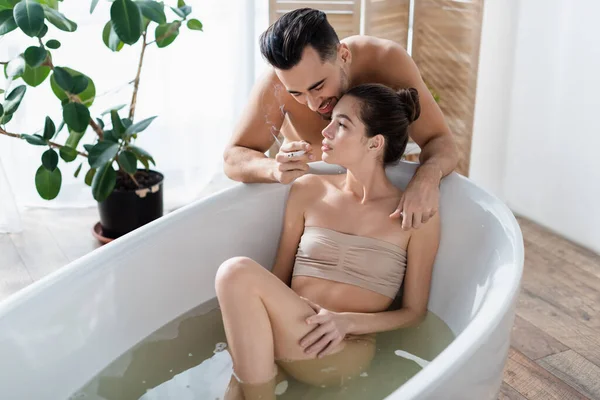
[268,0,362,39]
[412,0,484,176]
[364,0,410,49]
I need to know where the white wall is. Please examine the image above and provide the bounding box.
[471,0,600,254]
[0,0,255,211]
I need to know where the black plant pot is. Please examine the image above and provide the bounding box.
[97,169,164,239]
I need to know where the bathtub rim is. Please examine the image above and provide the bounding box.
[0,162,524,400]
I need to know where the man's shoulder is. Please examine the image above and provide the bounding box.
[345,35,413,87]
[344,34,405,57]
[244,67,295,115]
[252,67,283,94]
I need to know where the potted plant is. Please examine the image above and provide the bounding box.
[0,0,203,241]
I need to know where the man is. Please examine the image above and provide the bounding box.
[223,8,458,230]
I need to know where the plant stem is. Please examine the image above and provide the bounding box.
[128,172,140,187]
[129,31,148,121]
[89,118,104,140]
[0,127,88,157]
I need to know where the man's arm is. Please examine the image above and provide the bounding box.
[381,41,458,178]
[223,70,313,184]
[379,40,459,229]
[223,71,283,183]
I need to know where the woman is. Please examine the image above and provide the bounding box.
[216,83,440,399]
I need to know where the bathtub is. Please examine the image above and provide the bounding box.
[0,161,523,400]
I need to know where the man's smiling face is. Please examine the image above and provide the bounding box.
[275,46,350,120]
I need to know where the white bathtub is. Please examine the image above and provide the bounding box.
[0,161,523,400]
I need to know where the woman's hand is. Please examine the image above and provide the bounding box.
[299,297,352,358]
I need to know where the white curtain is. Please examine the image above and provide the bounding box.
[0,0,257,232]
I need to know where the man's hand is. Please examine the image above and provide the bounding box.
[299,297,352,358]
[390,164,442,230]
[273,141,314,184]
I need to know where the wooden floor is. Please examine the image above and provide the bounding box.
[1,190,599,399]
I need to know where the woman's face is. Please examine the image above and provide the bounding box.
[321,95,377,167]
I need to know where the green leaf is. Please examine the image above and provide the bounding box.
[63,102,90,133]
[83,144,94,153]
[21,62,50,87]
[121,118,132,129]
[177,0,185,7]
[110,109,125,136]
[186,18,201,31]
[84,167,95,186]
[42,5,76,32]
[71,75,88,95]
[90,0,99,14]
[179,5,191,17]
[36,22,47,37]
[96,117,104,129]
[42,116,55,139]
[45,38,60,48]
[3,85,26,115]
[53,66,72,91]
[119,150,137,174]
[42,148,58,171]
[110,0,142,45]
[102,20,124,52]
[101,104,126,116]
[88,141,119,168]
[35,0,59,10]
[13,0,45,37]
[169,6,184,18]
[56,119,65,135]
[124,115,156,136]
[1,112,13,125]
[35,164,61,200]
[5,55,25,78]
[92,162,116,202]
[59,146,77,162]
[0,104,3,118]
[136,0,165,24]
[0,9,17,35]
[24,45,46,67]
[129,145,154,168]
[22,133,46,145]
[74,162,82,177]
[50,67,95,106]
[65,128,84,148]
[155,22,178,48]
[138,155,149,170]
[103,129,118,142]
[0,0,12,11]
[0,89,4,94]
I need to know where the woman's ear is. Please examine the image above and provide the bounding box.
[368,135,385,151]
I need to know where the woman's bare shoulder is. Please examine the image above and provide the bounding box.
[288,174,340,204]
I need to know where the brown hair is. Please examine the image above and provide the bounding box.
[346,84,421,165]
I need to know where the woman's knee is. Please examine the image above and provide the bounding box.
[215,256,259,293]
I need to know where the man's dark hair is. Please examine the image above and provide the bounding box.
[259,8,340,70]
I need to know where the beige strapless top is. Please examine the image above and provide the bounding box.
[292,226,407,299]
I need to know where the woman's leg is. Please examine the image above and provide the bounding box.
[215,256,320,386]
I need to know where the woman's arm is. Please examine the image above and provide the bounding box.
[300,212,441,356]
[270,175,318,285]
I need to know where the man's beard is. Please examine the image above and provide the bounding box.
[318,68,350,121]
